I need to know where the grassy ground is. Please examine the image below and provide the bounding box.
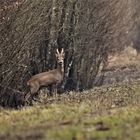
[0,82,140,140]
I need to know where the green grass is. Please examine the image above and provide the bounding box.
[0,82,140,140]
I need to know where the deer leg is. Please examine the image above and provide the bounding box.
[48,85,53,97]
[52,84,57,98]
[30,82,39,100]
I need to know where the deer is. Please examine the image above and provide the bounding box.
[25,48,65,101]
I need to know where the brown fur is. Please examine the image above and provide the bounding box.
[26,49,65,100]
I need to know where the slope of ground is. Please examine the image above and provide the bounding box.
[0,82,140,140]
[103,47,140,85]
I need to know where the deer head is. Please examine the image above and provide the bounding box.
[56,48,65,65]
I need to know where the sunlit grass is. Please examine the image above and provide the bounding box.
[0,82,140,140]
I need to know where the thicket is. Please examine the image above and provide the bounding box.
[0,0,140,107]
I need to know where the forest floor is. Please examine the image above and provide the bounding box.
[0,81,140,140]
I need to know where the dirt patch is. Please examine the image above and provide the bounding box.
[103,47,140,85]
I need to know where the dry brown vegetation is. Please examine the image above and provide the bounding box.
[0,0,140,108]
[102,46,140,86]
[0,1,140,140]
[108,46,139,68]
[0,81,140,140]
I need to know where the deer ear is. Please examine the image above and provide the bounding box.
[61,48,64,54]
[56,49,59,54]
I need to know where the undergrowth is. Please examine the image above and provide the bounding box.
[0,82,140,140]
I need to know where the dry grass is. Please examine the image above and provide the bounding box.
[0,81,140,140]
[108,47,140,68]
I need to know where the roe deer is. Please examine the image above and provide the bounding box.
[26,48,65,100]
